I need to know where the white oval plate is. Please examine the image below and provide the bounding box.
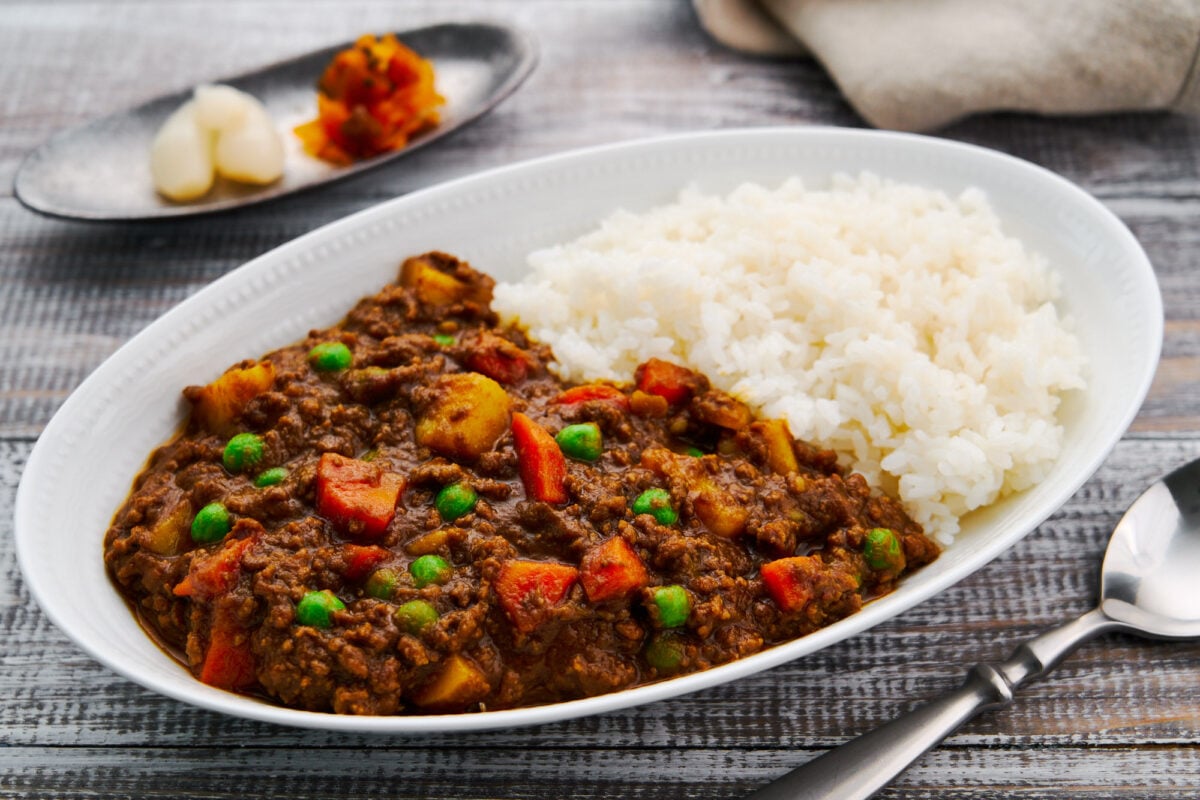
[15,128,1162,733]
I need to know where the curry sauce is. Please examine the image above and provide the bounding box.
[104,252,938,715]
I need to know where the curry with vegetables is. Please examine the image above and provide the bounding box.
[103,252,938,714]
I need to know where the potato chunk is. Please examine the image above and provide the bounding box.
[750,419,800,475]
[400,254,491,307]
[138,492,190,556]
[187,361,275,435]
[693,481,749,537]
[411,654,490,711]
[415,373,511,461]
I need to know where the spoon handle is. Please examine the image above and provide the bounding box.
[745,607,1120,800]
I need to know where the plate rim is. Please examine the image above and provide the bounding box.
[14,125,1163,732]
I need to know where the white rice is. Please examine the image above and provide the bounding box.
[492,174,1086,544]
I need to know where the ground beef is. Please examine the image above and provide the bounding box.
[103,252,938,715]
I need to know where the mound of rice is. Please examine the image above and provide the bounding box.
[492,174,1086,544]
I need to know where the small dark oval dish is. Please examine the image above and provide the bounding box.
[13,22,537,221]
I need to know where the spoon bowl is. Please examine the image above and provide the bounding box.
[13,22,537,221]
[1101,458,1200,639]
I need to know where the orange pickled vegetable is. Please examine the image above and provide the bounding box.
[295,33,444,165]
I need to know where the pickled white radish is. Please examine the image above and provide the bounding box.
[149,102,215,201]
[192,84,252,132]
[213,105,284,185]
[150,85,283,200]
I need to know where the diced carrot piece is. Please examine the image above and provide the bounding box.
[198,609,256,690]
[315,453,405,539]
[635,358,697,405]
[554,384,631,410]
[340,544,390,582]
[494,559,579,632]
[188,362,276,435]
[415,373,511,461]
[411,654,490,711]
[464,331,533,385]
[760,556,818,613]
[467,350,527,384]
[580,537,650,602]
[174,536,255,599]
[752,419,800,475]
[511,413,568,504]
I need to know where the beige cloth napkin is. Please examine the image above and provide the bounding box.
[693,0,1200,130]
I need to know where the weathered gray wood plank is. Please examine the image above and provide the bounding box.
[4,745,1200,800]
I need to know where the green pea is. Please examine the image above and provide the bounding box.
[254,467,288,487]
[432,333,456,347]
[308,341,353,372]
[555,422,603,462]
[644,633,685,673]
[365,568,398,599]
[409,554,452,588]
[864,527,906,572]
[650,585,691,628]
[394,599,439,634]
[435,483,478,521]
[685,447,705,458]
[295,589,345,628]
[632,488,678,526]
[223,432,265,472]
[190,502,231,543]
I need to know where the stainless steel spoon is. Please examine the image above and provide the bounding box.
[748,456,1200,800]
[14,22,536,221]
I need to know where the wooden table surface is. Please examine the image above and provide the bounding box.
[4,2,1200,798]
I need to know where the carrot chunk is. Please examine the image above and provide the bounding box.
[340,544,390,582]
[494,559,579,632]
[511,412,568,504]
[464,331,533,385]
[174,536,255,599]
[554,384,631,410]
[635,358,698,405]
[760,556,818,613]
[198,609,256,689]
[580,536,650,602]
[315,453,404,539]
